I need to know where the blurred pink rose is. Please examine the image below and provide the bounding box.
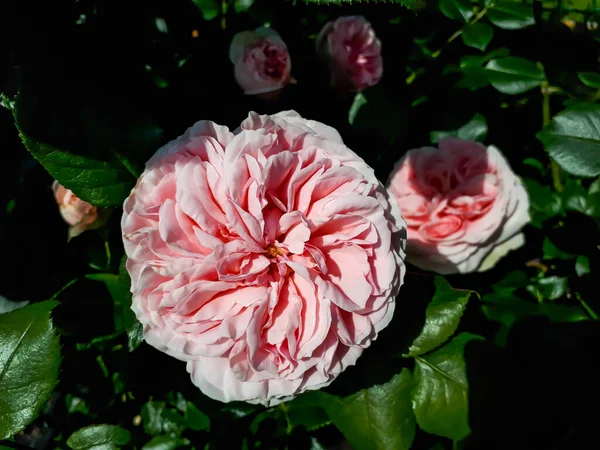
[387,138,530,274]
[122,110,406,405]
[316,16,383,92]
[52,181,108,240]
[229,28,292,95]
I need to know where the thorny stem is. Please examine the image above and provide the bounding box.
[542,81,563,192]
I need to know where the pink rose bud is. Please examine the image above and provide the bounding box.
[387,138,530,274]
[316,16,383,92]
[229,27,293,96]
[122,111,406,405]
[52,181,109,240]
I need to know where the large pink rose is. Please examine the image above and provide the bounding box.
[122,111,406,405]
[229,28,292,96]
[52,181,110,240]
[316,16,383,92]
[387,138,530,274]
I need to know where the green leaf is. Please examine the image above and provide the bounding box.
[537,103,600,177]
[430,114,487,144]
[561,179,597,215]
[127,319,144,352]
[576,255,590,277]
[457,113,488,142]
[430,130,456,143]
[405,277,471,357]
[578,72,600,89]
[234,0,254,13]
[485,57,546,95]
[482,291,587,327]
[523,157,546,175]
[0,301,60,439]
[192,0,220,21]
[439,0,474,21]
[325,369,416,450]
[287,405,330,431]
[461,23,494,52]
[86,262,134,333]
[590,178,600,194]
[522,178,562,226]
[184,402,210,431]
[527,276,568,301]
[66,425,131,450]
[542,238,574,261]
[142,402,186,436]
[16,129,135,207]
[412,333,483,440]
[487,2,535,30]
[142,435,190,450]
[66,395,89,415]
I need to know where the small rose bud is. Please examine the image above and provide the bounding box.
[52,181,110,240]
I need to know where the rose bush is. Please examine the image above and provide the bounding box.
[121,111,406,404]
[4,1,600,449]
[387,138,530,274]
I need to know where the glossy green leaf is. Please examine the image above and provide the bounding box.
[542,238,574,261]
[527,276,568,301]
[590,178,600,194]
[325,369,416,450]
[462,23,494,51]
[185,402,210,431]
[431,114,487,144]
[66,425,131,450]
[142,435,190,450]
[192,0,219,21]
[485,57,545,94]
[487,3,535,30]
[127,320,144,352]
[578,72,600,89]
[457,113,488,142]
[523,157,546,175]
[86,266,134,333]
[522,178,562,226]
[483,288,587,327]
[537,103,600,177]
[405,277,471,357]
[412,333,483,440]
[142,402,186,436]
[439,0,474,21]
[287,405,330,431]
[14,83,162,208]
[16,129,135,207]
[576,255,590,277]
[0,301,60,439]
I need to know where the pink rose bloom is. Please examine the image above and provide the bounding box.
[387,138,530,274]
[122,111,406,405]
[229,28,292,95]
[316,16,383,92]
[52,181,109,240]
